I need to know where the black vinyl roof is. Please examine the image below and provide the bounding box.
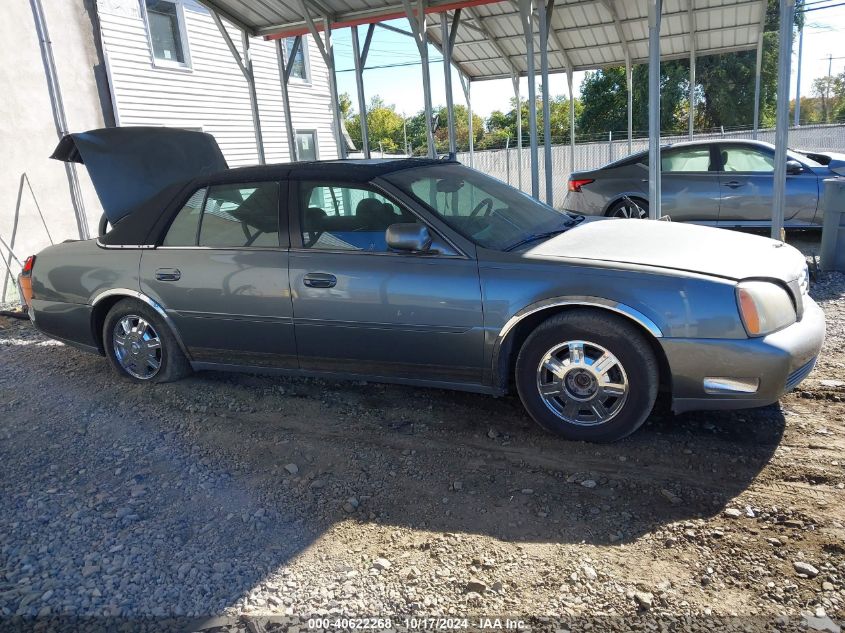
[100,157,459,247]
[205,157,455,185]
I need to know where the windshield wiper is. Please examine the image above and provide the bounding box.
[504,229,568,252]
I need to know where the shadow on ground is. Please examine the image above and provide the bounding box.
[0,333,785,624]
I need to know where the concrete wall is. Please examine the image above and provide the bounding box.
[0,0,108,302]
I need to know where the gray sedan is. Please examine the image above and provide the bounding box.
[19,128,825,443]
[564,139,843,227]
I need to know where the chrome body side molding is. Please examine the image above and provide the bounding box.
[491,296,664,390]
[90,288,191,359]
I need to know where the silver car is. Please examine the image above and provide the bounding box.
[19,128,825,443]
[564,139,844,227]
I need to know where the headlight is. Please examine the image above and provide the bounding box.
[736,281,797,337]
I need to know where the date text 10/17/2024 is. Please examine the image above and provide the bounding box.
[307,618,527,630]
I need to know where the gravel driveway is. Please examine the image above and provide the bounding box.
[1,240,844,633]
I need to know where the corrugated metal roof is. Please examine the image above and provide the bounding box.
[198,0,767,80]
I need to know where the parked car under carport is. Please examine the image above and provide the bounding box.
[563,139,845,227]
[19,128,826,443]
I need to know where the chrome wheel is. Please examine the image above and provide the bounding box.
[536,340,629,427]
[112,315,162,380]
[611,200,647,219]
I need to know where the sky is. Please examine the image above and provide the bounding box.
[332,5,845,122]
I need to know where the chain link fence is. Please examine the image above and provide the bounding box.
[456,123,845,209]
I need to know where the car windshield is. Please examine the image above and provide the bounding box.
[384,164,577,251]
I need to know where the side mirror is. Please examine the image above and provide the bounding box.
[786,159,804,175]
[386,223,432,253]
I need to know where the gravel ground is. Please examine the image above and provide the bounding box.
[1,234,844,633]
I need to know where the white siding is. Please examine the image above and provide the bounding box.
[96,0,339,166]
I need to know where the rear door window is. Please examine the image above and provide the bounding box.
[162,182,281,247]
[199,182,280,247]
[661,147,713,172]
[163,188,205,246]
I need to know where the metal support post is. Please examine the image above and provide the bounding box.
[211,12,265,164]
[568,70,575,175]
[513,75,523,190]
[794,24,803,126]
[647,0,662,220]
[539,0,554,204]
[688,0,696,140]
[772,0,795,241]
[626,59,633,155]
[459,72,473,165]
[442,11,461,154]
[402,0,436,157]
[31,0,89,238]
[296,2,347,158]
[275,37,298,161]
[518,0,539,199]
[351,26,372,158]
[752,22,764,138]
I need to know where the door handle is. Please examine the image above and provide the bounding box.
[723,180,744,189]
[303,272,337,289]
[155,268,181,282]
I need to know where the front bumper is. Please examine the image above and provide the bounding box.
[662,296,826,413]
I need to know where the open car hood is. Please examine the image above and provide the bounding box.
[51,127,228,224]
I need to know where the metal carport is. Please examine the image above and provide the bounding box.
[196,0,796,240]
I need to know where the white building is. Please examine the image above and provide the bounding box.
[97,0,341,165]
[2,0,342,303]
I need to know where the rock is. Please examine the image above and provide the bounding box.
[466,578,487,594]
[784,519,804,529]
[820,379,845,388]
[284,463,299,475]
[343,497,359,513]
[802,612,840,633]
[580,480,597,489]
[487,428,499,439]
[372,558,391,571]
[767,537,783,546]
[660,489,682,505]
[634,592,653,609]
[453,481,463,491]
[723,508,742,519]
[823,581,835,591]
[794,561,819,578]
[521,488,534,494]
[81,565,99,578]
[582,565,598,581]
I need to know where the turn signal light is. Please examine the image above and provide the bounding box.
[568,178,594,192]
[737,286,761,336]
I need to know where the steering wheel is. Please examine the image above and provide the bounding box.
[470,197,494,218]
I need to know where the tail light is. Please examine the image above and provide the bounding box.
[21,255,35,277]
[568,178,595,192]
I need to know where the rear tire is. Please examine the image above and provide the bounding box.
[103,299,191,383]
[607,198,648,219]
[515,309,658,442]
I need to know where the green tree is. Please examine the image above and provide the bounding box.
[481,95,581,148]
[576,0,804,135]
[577,63,689,136]
[346,96,406,154]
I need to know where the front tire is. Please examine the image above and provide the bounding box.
[103,299,191,383]
[515,309,658,442]
[607,198,648,219]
